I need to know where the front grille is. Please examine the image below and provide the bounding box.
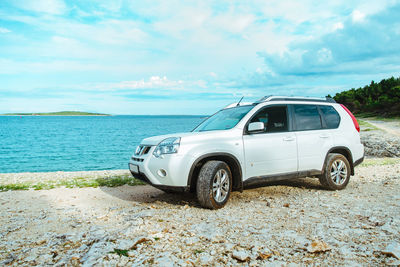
[135,145,152,156]
[131,157,144,162]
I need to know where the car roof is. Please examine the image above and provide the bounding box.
[254,95,336,104]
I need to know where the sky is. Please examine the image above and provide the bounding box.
[0,0,399,115]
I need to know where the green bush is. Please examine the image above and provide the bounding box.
[332,77,400,117]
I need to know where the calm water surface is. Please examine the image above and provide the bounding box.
[0,115,203,173]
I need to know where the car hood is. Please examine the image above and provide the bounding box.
[141,132,196,146]
[140,130,230,146]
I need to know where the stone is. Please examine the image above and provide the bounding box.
[386,258,400,266]
[381,223,398,235]
[306,240,331,253]
[2,253,16,265]
[232,250,251,262]
[199,253,214,265]
[382,242,400,260]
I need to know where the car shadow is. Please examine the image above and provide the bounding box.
[99,184,201,207]
[243,177,323,190]
[98,177,324,208]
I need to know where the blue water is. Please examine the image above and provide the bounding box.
[0,115,204,173]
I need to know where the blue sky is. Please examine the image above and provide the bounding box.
[0,0,399,115]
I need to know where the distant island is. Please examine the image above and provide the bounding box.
[2,111,110,116]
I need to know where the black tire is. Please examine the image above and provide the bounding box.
[319,153,351,190]
[196,160,232,209]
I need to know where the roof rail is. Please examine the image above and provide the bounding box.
[254,95,336,104]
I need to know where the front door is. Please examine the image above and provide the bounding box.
[243,105,298,179]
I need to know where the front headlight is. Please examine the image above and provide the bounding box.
[153,137,181,158]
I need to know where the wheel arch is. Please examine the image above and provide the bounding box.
[324,146,354,175]
[187,153,243,192]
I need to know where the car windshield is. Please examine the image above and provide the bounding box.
[193,105,254,132]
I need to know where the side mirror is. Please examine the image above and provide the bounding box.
[248,122,264,133]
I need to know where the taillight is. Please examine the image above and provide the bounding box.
[340,104,360,132]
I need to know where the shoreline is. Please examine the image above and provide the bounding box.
[1,157,398,177]
[0,169,138,191]
[0,169,130,183]
[0,115,111,116]
[1,158,399,192]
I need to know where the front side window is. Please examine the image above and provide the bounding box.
[293,105,322,131]
[193,105,254,132]
[249,105,288,133]
[319,105,340,129]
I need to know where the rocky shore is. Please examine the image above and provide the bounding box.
[1,160,399,266]
[1,119,399,266]
[0,169,130,185]
[360,119,400,157]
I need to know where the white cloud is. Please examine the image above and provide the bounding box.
[114,76,184,90]
[12,0,67,15]
[0,27,11,33]
[211,14,255,34]
[352,10,366,22]
[88,76,209,93]
[332,22,344,31]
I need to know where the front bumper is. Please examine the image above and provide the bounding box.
[129,163,188,192]
[128,139,195,187]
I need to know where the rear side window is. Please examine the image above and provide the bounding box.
[319,105,340,129]
[293,105,322,131]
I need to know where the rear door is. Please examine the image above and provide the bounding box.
[243,105,297,179]
[292,104,333,172]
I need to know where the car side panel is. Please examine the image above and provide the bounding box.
[295,129,333,171]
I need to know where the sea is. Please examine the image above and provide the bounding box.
[0,115,204,173]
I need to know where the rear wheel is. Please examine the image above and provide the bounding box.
[196,160,232,209]
[319,153,351,190]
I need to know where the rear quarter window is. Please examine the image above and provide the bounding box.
[293,105,322,131]
[319,105,340,129]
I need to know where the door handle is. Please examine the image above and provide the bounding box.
[319,134,329,138]
[283,136,295,141]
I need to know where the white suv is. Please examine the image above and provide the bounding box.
[129,96,364,209]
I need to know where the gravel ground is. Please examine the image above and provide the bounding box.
[1,119,400,266]
[1,162,399,266]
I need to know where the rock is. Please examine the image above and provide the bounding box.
[130,237,150,250]
[232,250,251,262]
[153,252,176,266]
[199,253,214,265]
[36,239,47,245]
[190,222,221,241]
[386,258,400,266]
[37,254,53,264]
[2,253,16,265]
[127,250,137,257]
[257,252,272,260]
[382,242,400,259]
[184,237,199,245]
[306,240,331,253]
[381,223,398,235]
[80,241,114,266]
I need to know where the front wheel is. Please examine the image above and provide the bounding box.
[196,160,232,209]
[319,153,351,190]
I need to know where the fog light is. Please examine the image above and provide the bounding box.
[157,169,167,177]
